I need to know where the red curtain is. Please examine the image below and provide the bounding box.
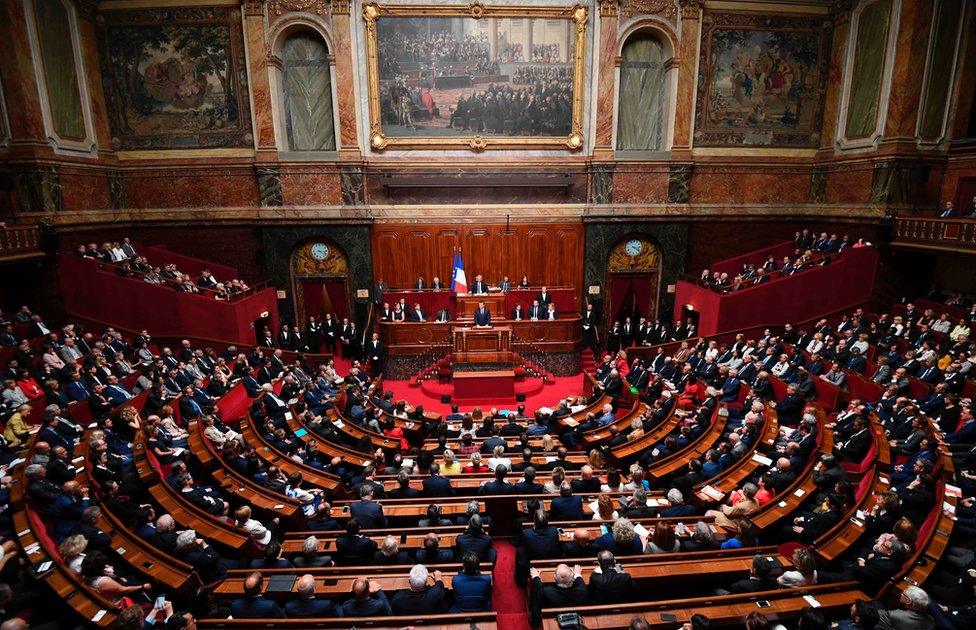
[324,280,349,321]
[302,279,349,322]
[607,274,654,324]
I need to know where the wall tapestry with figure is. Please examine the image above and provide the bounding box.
[694,11,831,147]
[98,6,252,150]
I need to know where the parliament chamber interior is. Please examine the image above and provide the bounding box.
[3,0,976,629]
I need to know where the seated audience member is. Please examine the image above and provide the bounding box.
[595,518,643,555]
[415,533,453,564]
[229,572,284,619]
[284,574,340,618]
[335,519,378,565]
[451,550,492,612]
[341,577,392,616]
[454,514,496,563]
[549,483,584,521]
[528,563,587,626]
[374,535,410,565]
[721,555,778,594]
[390,564,448,615]
[587,550,637,604]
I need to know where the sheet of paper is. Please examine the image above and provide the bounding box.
[633,523,650,539]
[802,595,822,608]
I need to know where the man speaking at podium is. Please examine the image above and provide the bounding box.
[474,301,492,327]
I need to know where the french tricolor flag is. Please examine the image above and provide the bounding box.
[451,249,467,294]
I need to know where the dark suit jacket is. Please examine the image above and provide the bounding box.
[530,576,587,625]
[349,499,388,529]
[284,597,340,618]
[335,534,378,565]
[587,570,637,604]
[523,526,562,559]
[549,495,584,521]
[455,532,493,561]
[727,576,779,594]
[423,474,455,497]
[391,581,447,615]
[229,596,285,619]
[474,308,491,326]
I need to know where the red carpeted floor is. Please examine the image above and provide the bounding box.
[383,373,585,415]
[492,541,533,630]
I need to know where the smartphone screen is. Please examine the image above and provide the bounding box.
[757,600,771,608]
[155,596,165,609]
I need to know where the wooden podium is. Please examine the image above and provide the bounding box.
[455,293,506,319]
[452,325,512,364]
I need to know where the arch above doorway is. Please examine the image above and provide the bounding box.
[605,236,664,326]
[290,239,351,331]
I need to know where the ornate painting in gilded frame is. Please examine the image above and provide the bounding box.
[362,2,588,151]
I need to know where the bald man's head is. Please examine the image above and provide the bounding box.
[554,564,574,587]
[351,578,369,599]
[243,572,263,597]
[296,574,315,598]
[581,465,594,479]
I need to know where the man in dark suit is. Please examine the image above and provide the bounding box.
[366,333,384,376]
[549,483,584,521]
[415,533,454,564]
[284,574,340,618]
[342,578,392,616]
[410,303,426,322]
[454,515,495,563]
[387,471,422,499]
[391,564,448,615]
[724,556,778,594]
[588,550,637,604]
[513,466,546,494]
[451,551,493,612]
[836,418,872,463]
[480,465,514,495]
[349,486,387,529]
[523,511,562,561]
[422,463,455,497]
[335,519,378,565]
[570,466,602,494]
[528,563,588,626]
[229,572,285,619]
[536,286,552,306]
[529,300,544,320]
[470,275,488,295]
[775,383,804,425]
[563,528,599,557]
[473,302,491,327]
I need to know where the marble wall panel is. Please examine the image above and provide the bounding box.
[59,169,111,212]
[611,170,669,204]
[689,169,809,204]
[825,167,874,204]
[123,168,259,208]
[279,169,342,206]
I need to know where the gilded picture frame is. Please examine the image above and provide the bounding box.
[362,2,588,151]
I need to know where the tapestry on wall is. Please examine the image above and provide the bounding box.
[98,7,252,150]
[694,12,831,147]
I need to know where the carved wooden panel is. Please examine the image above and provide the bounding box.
[370,223,585,293]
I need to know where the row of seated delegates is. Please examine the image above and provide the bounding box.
[75,238,251,300]
[220,556,491,619]
[937,196,976,217]
[376,273,536,293]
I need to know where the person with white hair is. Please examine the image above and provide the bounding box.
[390,564,447,614]
[292,535,332,568]
[875,585,934,629]
[374,535,410,565]
[283,573,340,618]
[171,528,228,583]
[528,563,587,626]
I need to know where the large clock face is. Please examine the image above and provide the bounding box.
[310,243,330,260]
[625,239,643,256]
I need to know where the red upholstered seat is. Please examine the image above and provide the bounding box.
[842,441,878,476]
[777,542,807,559]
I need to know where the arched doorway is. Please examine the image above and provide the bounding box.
[290,240,351,327]
[605,236,662,327]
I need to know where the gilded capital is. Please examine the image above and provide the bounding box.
[679,0,705,19]
[242,0,265,18]
[599,0,619,18]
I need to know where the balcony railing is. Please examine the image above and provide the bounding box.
[0,223,44,263]
[891,217,976,253]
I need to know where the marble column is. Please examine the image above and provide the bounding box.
[330,0,362,159]
[881,0,933,149]
[817,1,852,155]
[0,0,48,154]
[592,0,619,159]
[243,1,278,158]
[671,0,704,158]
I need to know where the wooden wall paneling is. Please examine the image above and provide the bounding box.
[369,223,585,296]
